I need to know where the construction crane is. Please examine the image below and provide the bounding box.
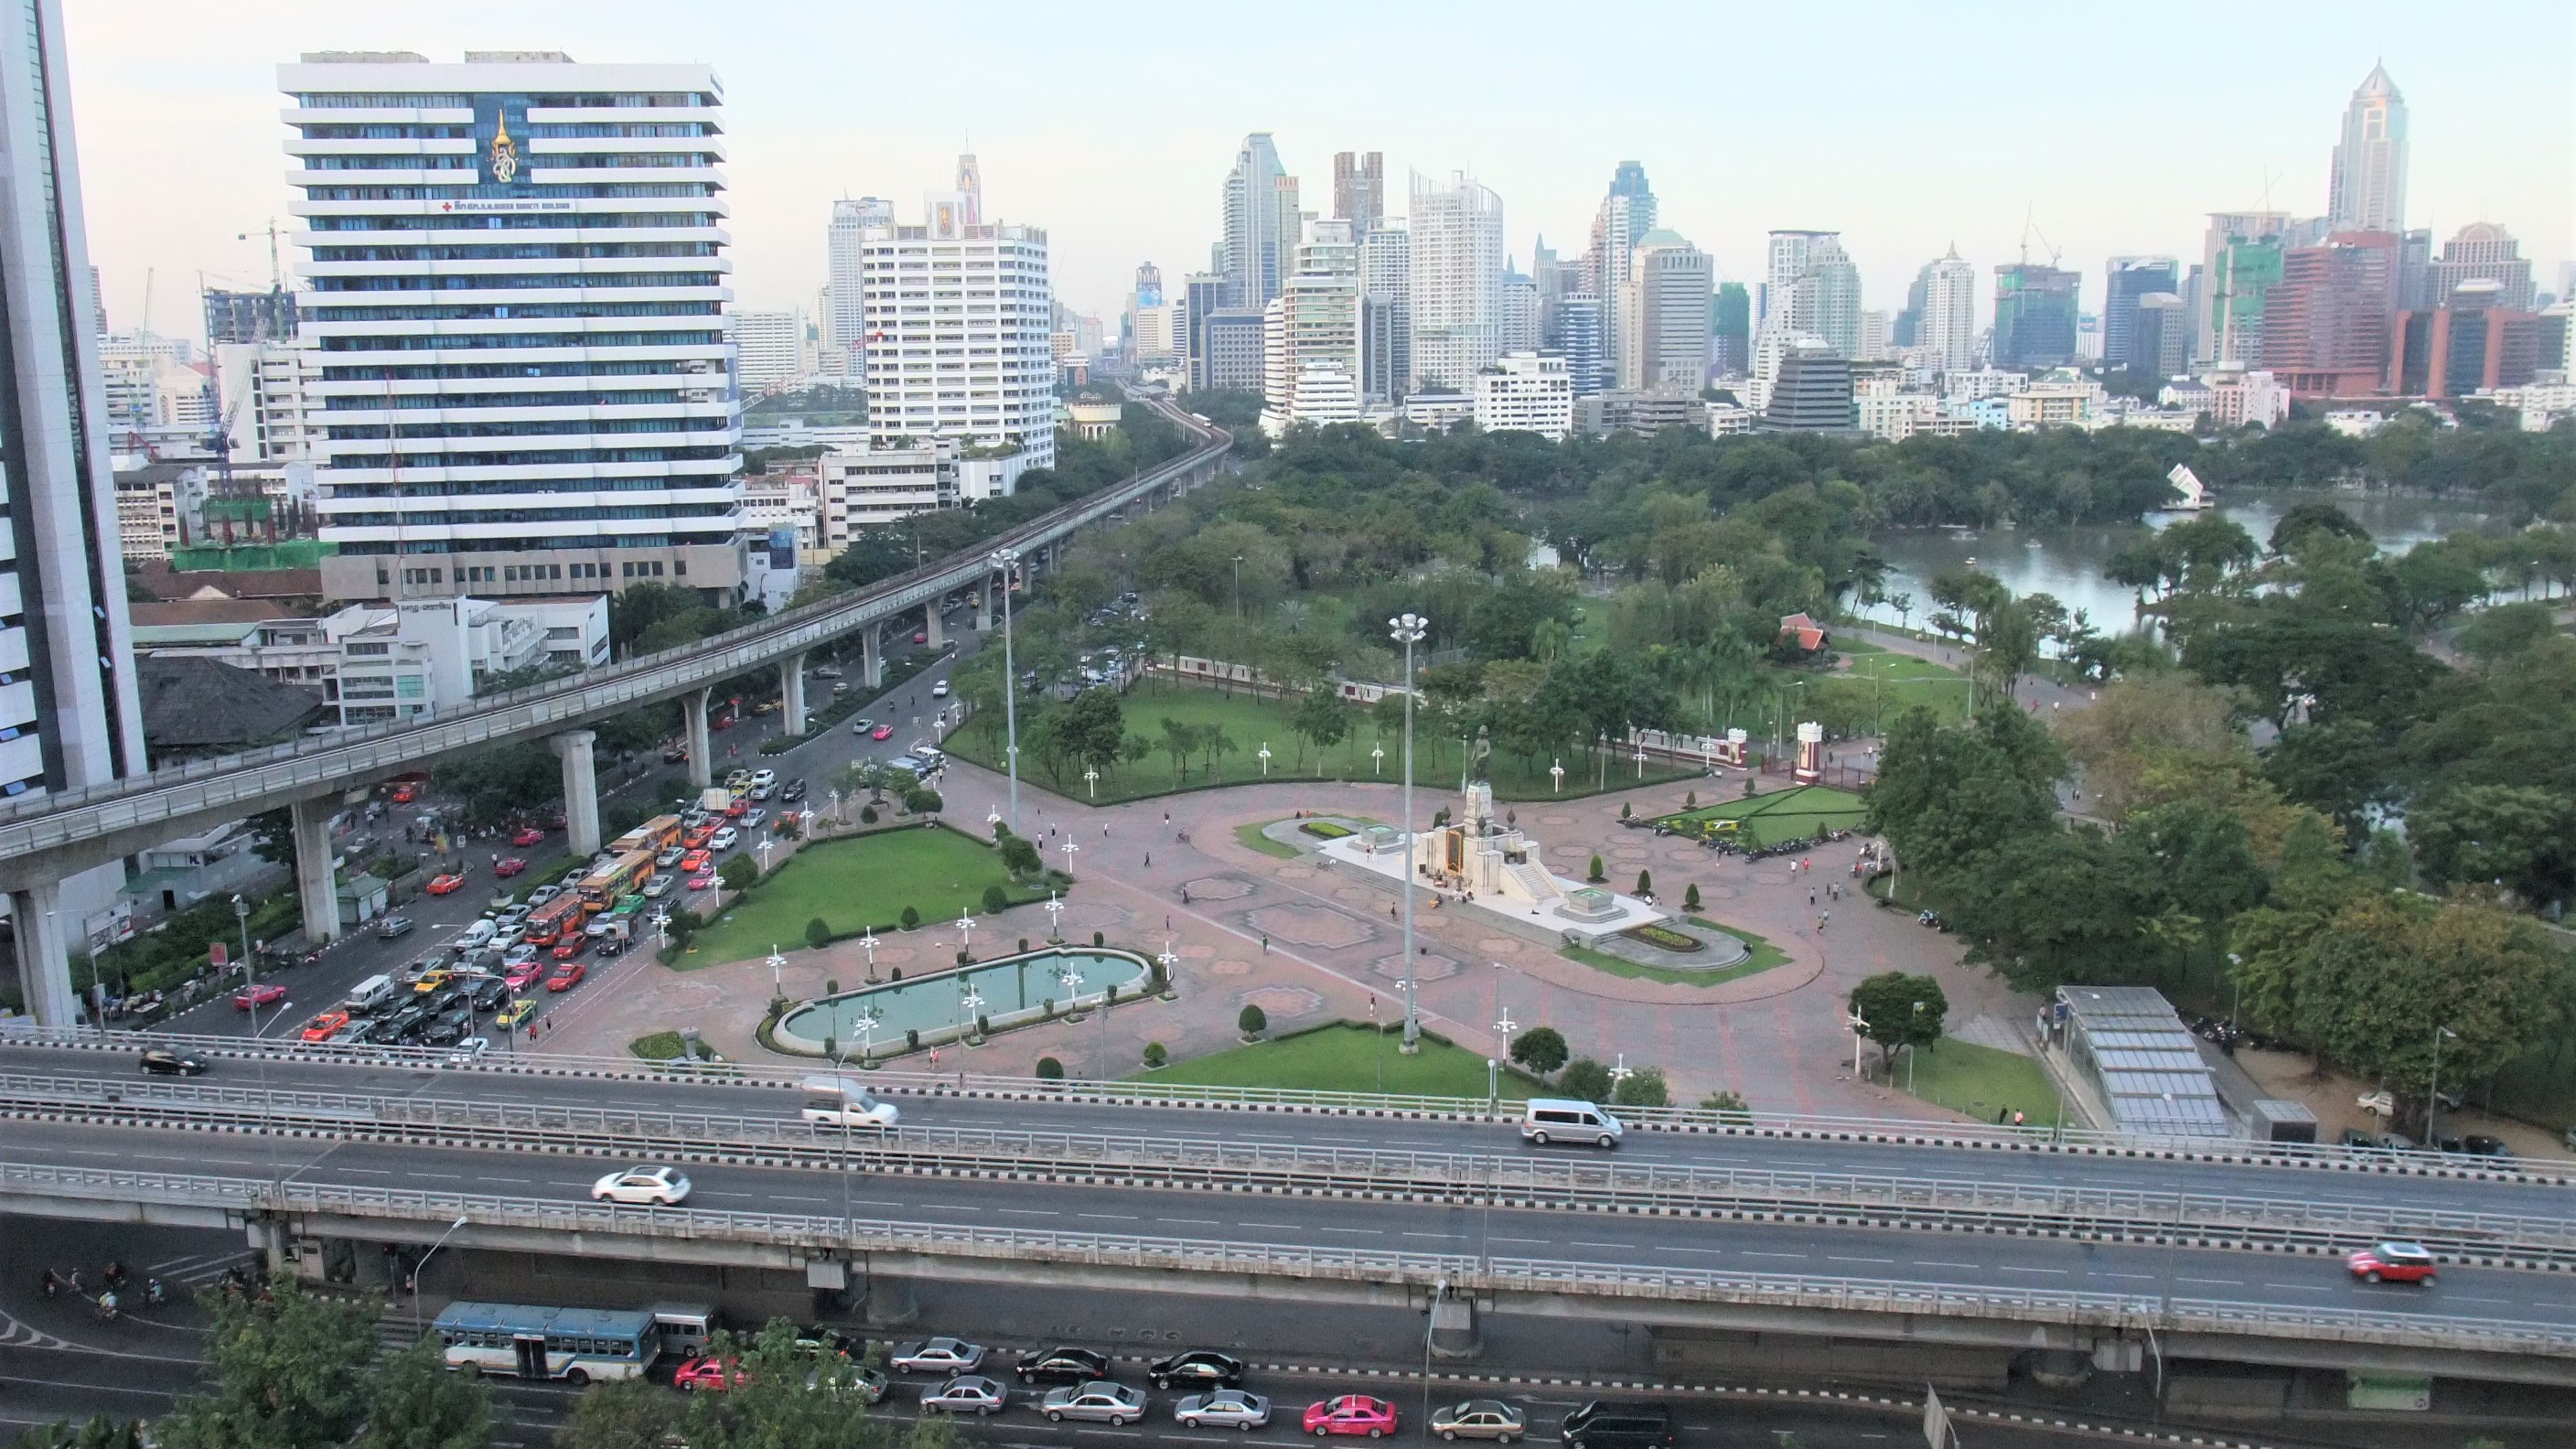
[2018,206,2063,268]
[236,219,287,290]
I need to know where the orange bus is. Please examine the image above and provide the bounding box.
[578,850,656,914]
[608,815,685,859]
[522,894,587,948]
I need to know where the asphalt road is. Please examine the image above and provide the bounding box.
[136,621,979,1047]
[0,1218,2316,1449]
[2,1038,2567,1227]
[5,1117,2568,1331]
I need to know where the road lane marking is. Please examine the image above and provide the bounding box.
[1999,1267,2068,1275]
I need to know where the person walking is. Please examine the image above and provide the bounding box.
[1260,935,1269,954]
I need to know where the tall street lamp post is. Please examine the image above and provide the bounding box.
[1389,612,1427,1054]
[991,546,1023,832]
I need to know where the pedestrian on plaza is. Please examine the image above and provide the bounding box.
[2013,1109,2025,1127]
[1143,853,1151,868]
[1260,935,1269,954]
[1102,824,1109,838]
[1809,888,1817,907]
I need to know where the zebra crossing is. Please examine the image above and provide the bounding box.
[145,1248,260,1289]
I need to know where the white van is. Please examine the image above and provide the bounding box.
[345,974,398,1015]
[453,919,496,950]
[1520,1098,1623,1148]
[800,1074,900,1129]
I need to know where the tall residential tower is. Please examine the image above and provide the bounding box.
[1407,170,1504,393]
[2326,63,2408,236]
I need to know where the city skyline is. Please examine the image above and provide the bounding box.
[61,1,2571,343]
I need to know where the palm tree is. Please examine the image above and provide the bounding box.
[1888,591,1916,633]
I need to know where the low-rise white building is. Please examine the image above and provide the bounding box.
[820,438,962,543]
[2472,382,2576,432]
[1705,404,1758,436]
[2005,379,2107,429]
[140,596,610,728]
[1401,391,1475,432]
[2196,366,2288,429]
[1941,368,2030,402]
[1472,352,1572,440]
[1855,392,1941,440]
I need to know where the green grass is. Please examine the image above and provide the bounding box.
[1142,1022,1532,1099]
[1559,931,1791,988]
[1656,785,1870,847]
[949,681,1701,803]
[1234,821,1301,859]
[680,827,1041,969]
[628,1031,685,1059]
[1835,640,1976,728]
[1688,918,1794,973]
[1896,1038,2065,1125]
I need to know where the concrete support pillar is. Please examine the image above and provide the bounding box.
[862,627,883,691]
[863,1272,919,1327]
[1428,1294,1480,1360]
[924,603,946,651]
[974,583,992,633]
[781,651,809,737]
[551,729,601,858]
[8,878,78,1027]
[683,689,712,789]
[290,796,339,946]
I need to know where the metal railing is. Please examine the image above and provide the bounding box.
[1,1158,2565,1358]
[0,399,1228,858]
[5,1071,2571,1261]
[5,1023,2562,1186]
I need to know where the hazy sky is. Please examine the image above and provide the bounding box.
[63,1,2573,341]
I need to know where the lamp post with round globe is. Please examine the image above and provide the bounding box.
[990,545,1023,831]
[1389,612,1427,1054]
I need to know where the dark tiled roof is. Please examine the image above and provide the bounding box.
[132,561,326,601]
[135,656,327,752]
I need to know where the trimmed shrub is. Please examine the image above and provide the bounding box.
[905,1027,920,1050]
[1092,930,1104,948]
[1560,1057,1614,1101]
[898,905,920,930]
[805,917,832,950]
[1143,1042,1168,1068]
[1586,853,1605,883]
[718,855,757,891]
[1685,790,1697,808]
[1036,1056,1065,1080]
[1620,802,1632,820]
[1683,883,1701,911]
[1238,1004,1268,1036]
[982,884,1009,914]
[1299,820,1354,840]
[1508,1025,1569,1075]
[1636,868,1652,897]
[859,804,879,825]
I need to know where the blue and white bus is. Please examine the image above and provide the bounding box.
[433,1302,660,1384]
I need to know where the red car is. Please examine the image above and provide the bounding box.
[504,961,546,991]
[232,982,286,1010]
[683,826,715,849]
[2348,1241,2439,1285]
[425,873,467,896]
[1304,1397,1398,1438]
[724,798,748,818]
[675,1355,742,1392]
[510,827,545,847]
[912,630,927,644]
[871,724,896,741]
[391,785,416,804]
[681,849,712,875]
[687,871,718,892]
[711,714,735,731]
[545,961,586,992]
[495,857,529,878]
[552,934,590,961]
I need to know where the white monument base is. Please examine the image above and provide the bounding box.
[1317,829,1666,945]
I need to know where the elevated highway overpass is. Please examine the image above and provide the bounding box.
[2,1034,2572,1389]
[0,402,1229,1024]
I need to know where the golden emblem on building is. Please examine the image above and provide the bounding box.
[488,107,521,185]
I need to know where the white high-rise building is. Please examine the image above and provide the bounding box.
[1615,231,1712,391]
[1586,162,1657,369]
[1360,220,1411,402]
[730,308,806,396]
[1262,219,1362,418]
[1916,246,1977,374]
[1762,231,1835,335]
[2327,63,2407,236]
[281,50,741,604]
[824,197,893,376]
[1474,351,1572,440]
[1785,235,1862,358]
[1499,264,1540,354]
[1408,170,1504,393]
[858,186,1054,499]
[1221,134,1299,310]
[214,339,321,464]
[3,0,154,1005]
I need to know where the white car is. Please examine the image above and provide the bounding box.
[642,875,676,898]
[743,808,768,829]
[892,1337,989,1374]
[931,680,950,698]
[751,767,778,789]
[1043,1381,1147,1424]
[1177,1390,1271,1431]
[2358,1089,2396,1118]
[709,826,740,850]
[592,1165,691,1206]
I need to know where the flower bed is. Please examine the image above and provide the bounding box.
[1620,923,1703,953]
[1299,820,1355,840]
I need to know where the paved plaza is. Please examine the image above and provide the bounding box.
[532,753,2032,1124]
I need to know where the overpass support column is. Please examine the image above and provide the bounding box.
[781,652,809,737]
[924,602,946,651]
[7,878,78,1026]
[683,689,712,789]
[290,796,339,946]
[1428,1293,1479,1360]
[974,583,992,633]
[862,627,883,691]
[551,729,601,858]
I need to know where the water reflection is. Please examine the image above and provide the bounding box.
[1856,489,2496,634]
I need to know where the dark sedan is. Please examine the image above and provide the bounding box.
[467,977,510,1013]
[1015,1347,1111,1385]
[1148,1350,1245,1392]
[139,1048,209,1077]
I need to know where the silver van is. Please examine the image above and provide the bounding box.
[1520,1098,1623,1148]
[344,974,398,1014]
[800,1074,900,1129]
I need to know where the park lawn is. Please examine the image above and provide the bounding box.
[1559,925,1791,988]
[1835,640,1975,727]
[1658,785,1869,847]
[950,681,1699,803]
[681,827,1039,969]
[629,1031,685,1059]
[1896,1038,2065,1126]
[1142,1022,1532,1100]
[1234,821,1301,859]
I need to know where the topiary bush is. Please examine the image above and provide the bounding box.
[859,804,878,825]
[1036,1056,1064,1079]
[1143,1042,1168,1068]
[899,905,920,930]
[1683,882,1701,911]
[1238,1004,1267,1037]
[1635,868,1652,897]
[806,917,832,950]
[982,884,1009,914]
[1587,853,1605,883]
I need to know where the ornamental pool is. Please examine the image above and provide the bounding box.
[775,946,1153,1055]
